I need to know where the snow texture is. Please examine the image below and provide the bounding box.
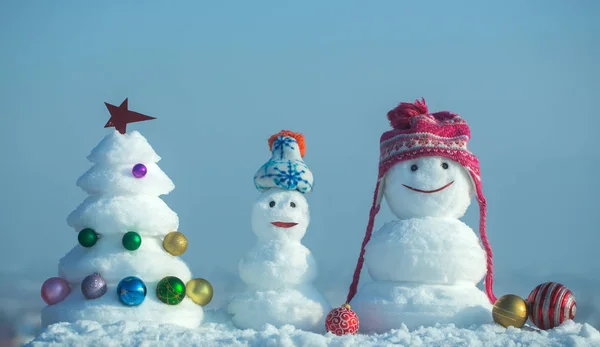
[365,218,487,284]
[76,162,175,196]
[228,189,330,332]
[27,310,600,347]
[383,157,474,219]
[57,237,192,284]
[354,157,492,332]
[87,130,161,165]
[41,130,203,329]
[67,195,179,237]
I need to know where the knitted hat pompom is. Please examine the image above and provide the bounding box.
[268,130,306,157]
[387,97,429,130]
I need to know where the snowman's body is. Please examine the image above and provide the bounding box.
[351,157,493,332]
[228,188,330,332]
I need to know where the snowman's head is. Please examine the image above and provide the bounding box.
[251,188,310,242]
[383,156,474,219]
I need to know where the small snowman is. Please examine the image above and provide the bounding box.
[228,130,331,332]
[331,98,497,333]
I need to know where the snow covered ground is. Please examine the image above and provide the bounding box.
[26,309,600,347]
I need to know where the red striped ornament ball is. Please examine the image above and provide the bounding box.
[527,282,576,330]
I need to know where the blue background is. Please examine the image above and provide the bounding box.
[0,0,598,336]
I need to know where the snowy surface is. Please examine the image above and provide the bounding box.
[27,309,600,347]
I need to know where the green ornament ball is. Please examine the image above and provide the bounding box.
[78,228,98,248]
[122,231,142,251]
[156,276,186,305]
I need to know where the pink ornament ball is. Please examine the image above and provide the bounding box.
[41,277,71,305]
[325,305,359,336]
[527,282,576,330]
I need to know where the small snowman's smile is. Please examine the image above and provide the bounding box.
[271,221,298,228]
[402,181,454,194]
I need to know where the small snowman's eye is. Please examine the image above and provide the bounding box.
[441,162,449,170]
[410,164,418,172]
[290,202,296,208]
[269,201,276,208]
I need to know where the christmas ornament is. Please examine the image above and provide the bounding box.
[186,278,213,306]
[132,163,147,178]
[81,272,107,299]
[492,294,528,328]
[122,231,142,251]
[162,231,188,256]
[117,276,147,306]
[527,282,576,330]
[41,277,70,305]
[104,98,156,134]
[156,276,186,305]
[78,228,98,248]
[325,304,359,336]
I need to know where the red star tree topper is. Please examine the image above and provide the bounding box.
[104,98,156,134]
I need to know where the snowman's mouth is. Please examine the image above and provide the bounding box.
[402,181,454,193]
[271,222,298,228]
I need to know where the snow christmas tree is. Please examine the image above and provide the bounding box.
[40,99,212,329]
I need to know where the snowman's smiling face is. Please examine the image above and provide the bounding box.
[384,156,474,219]
[251,188,310,242]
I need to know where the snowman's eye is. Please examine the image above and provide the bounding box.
[441,162,449,170]
[269,201,276,208]
[411,164,418,172]
[290,202,296,208]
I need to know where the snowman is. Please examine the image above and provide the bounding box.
[338,98,497,333]
[228,130,331,332]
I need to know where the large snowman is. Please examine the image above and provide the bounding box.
[228,130,331,332]
[341,98,497,333]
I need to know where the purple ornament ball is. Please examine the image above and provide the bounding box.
[132,163,147,178]
[41,277,71,305]
[81,272,107,299]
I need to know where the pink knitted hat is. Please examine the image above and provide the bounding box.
[345,98,496,305]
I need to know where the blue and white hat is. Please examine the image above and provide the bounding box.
[253,130,313,194]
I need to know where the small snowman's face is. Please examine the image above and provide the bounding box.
[384,157,474,219]
[251,188,310,242]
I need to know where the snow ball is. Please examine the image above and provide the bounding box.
[228,286,329,333]
[238,241,317,290]
[384,157,474,219]
[251,189,309,242]
[365,218,487,284]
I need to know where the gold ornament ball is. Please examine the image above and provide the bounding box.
[492,294,529,328]
[186,278,213,306]
[163,231,188,256]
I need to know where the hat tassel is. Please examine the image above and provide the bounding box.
[345,183,381,304]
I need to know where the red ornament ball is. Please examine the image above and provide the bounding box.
[527,282,576,330]
[325,304,359,336]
